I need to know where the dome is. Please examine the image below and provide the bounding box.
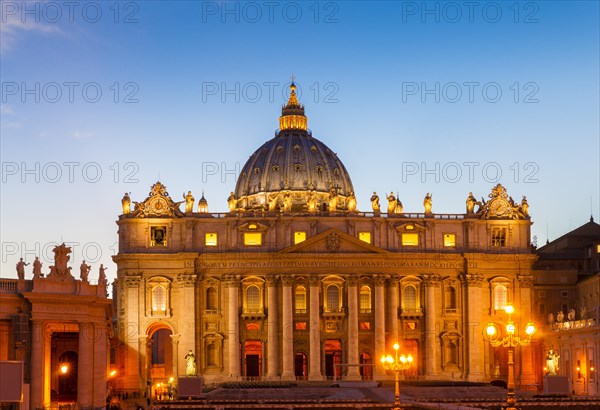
[233,83,355,213]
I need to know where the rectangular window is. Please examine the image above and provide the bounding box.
[150,226,167,247]
[443,233,456,247]
[244,232,262,246]
[402,233,419,246]
[295,322,307,330]
[491,228,506,247]
[205,233,218,246]
[359,322,371,330]
[358,232,371,244]
[294,231,306,244]
[597,244,600,253]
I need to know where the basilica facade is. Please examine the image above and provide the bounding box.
[112,84,537,392]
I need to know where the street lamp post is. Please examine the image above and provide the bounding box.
[484,305,537,410]
[380,342,414,410]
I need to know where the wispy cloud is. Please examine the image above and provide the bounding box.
[0,104,15,115]
[1,5,62,53]
[71,130,93,139]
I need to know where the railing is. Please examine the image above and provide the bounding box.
[0,279,18,293]
[549,318,597,331]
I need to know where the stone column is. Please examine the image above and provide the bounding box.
[374,274,387,379]
[266,275,279,379]
[30,320,44,409]
[170,334,180,379]
[387,277,399,344]
[124,276,142,391]
[461,273,484,381]
[308,276,322,380]
[77,322,94,407]
[517,274,535,386]
[346,275,361,380]
[224,275,240,379]
[422,273,441,378]
[281,276,295,380]
[93,322,108,408]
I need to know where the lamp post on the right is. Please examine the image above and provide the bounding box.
[484,305,537,410]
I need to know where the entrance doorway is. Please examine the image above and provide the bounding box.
[360,352,373,380]
[294,352,307,380]
[149,327,173,381]
[324,340,342,380]
[244,340,262,379]
[51,332,78,402]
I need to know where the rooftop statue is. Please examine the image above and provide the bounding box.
[121,192,131,214]
[48,243,74,279]
[184,191,195,213]
[371,192,380,213]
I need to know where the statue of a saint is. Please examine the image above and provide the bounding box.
[307,190,317,213]
[283,192,292,212]
[268,194,278,212]
[185,349,197,376]
[227,192,236,212]
[347,191,357,212]
[183,191,195,213]
[370,192,380,213]
[121,193,131,214]
[80,260,91,282]
[547,312,554,325]
[424,193,433,214]
[466,192,477,214]
[386,192,397,214]
[16,258,29,280]
[545,349,559,375]
[32,257,43,279]
[556,310,564,323]
[520,196,529,216]
[568,308,576,321]
[98,264,108,288]
[328,187,337,212]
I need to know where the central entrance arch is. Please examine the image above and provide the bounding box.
[146,323,174,388]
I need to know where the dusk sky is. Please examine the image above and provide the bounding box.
[1,1,599,282]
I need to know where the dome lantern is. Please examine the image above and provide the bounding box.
[279,82,307,132]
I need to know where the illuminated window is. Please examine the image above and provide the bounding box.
[244,232,262,246]
[358,232,371,244]
[402,233,419,246]
[596,244,600,253]
[359,286,371,313]
[491,228,507,247]
[206,287,218,311]
[494,284,508,310]
[294,231,307,244]
[152,286,166,312]
[295,322,307,330]
[444,233,456,247]
[326,285,340,312]
[150,226,167,247]
[205,233,218,246]
[359,322,371,330]
[246,285,261,312]
[403,285,417,309]
[295,286,307,313]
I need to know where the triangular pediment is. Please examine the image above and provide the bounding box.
[280,228,388,254]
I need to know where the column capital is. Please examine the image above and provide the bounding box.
[373,274,388,286]
[517,275,534,288]
[421,273,441,287]
[175,274,196,288]
[347,274,360,286]
[222,274,240,287]
[281,275,294,286]
[265,274,279,287]
[388,275,400,287]
[460,273,484,287]
[308,275,321,286]
[124,275,141,288]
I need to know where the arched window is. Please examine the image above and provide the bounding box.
[359,286,372,313]
[295,286,307,313]
[326,285,340,312]
[152,286,166,312]
[246,285,260,312]
[445,287,457,310]
[206,287,218,311]
[207,343,217,366]
[403,285,417,310]
[494,284,508,311]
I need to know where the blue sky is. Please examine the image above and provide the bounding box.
[1,1,599,281]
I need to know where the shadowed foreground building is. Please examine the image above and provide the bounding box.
[112,84,538,392]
